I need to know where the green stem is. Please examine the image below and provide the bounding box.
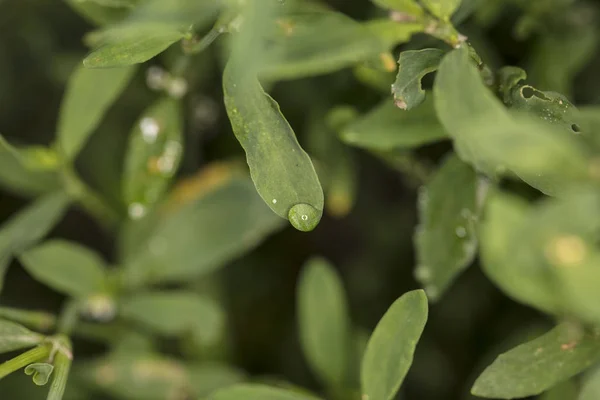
[59,163,120,231]
[47,336,72,400]
[182,26,224,55]
[0,345,51,380]
[0,307,55,332]
[57,300,79,336]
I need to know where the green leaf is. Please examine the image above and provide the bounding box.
[0,320,44,354]
[361,290,428,400]
[186,363,246,398]
[297,257,350,386]
[120,292,225,346]
[540,380,578,400]
[421,0,462,20]
[19,240,107,298]
[434,47,595,196]
[223,66,323,232]
[364,20,424,50]
[123,178,283,286]
[122,97,183,217]
[414,154,482,301]
[471,323,600,398]
[64,0,131,26]
[580,366,600,400]
[371,0,425,16]
[84,31,185,68]
[0,193,70,292]
[80,0,139,7]
[262,11,388,80]
[392,49,445,110]
[496,66,527,104]
[82,354,190,400]
[57,64,136,159]
[0,135,60,197]
[212,384,321,400]
[482,188,600,323]
[340,95,447,151]
[479,191,557,314]
[25,363,54,386]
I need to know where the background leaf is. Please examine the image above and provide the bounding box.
[297,257,350,387]
[212,384,321,400]
[0,193,70,292]
[57,64,136,159]
[472,323,600,398]
[120,291,225,346]
[421,0,462,20]
[0,320,44,354]
[122,97,183,218]
[361,290,428,400]
[0,136,60,197]
[122,178,284,287]
[19,240,107,298]
[414,153,481,301]
[340,95,447,151]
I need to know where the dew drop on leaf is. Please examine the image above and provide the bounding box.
[128,203,147,220]
[288,203,322,232]
[140,117,160,143]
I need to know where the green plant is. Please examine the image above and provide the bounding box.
[1,0,600,399]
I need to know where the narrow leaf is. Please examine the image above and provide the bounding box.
[414,154,481,301]
[392,49,445,110]
[58,64,136,159]
[0,193,70,292]
[0,319,44,354]
[122,97,183,218]
[472,323,600,398]
[19,240,107,298]
[25,363,54,386]
[123,178,283,286]
[361,290,428,400]
[213,384,321,400]
[297,258,350,386]
[223,65,324,232]
[340,95,447,151]
[84,31,184,68]
[262,11,388,80]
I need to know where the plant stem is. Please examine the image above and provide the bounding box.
[59,163,120,231]
[57,300,79,336]
[0,307,55,332]
[0,344,51,379]
[47,336,72,400]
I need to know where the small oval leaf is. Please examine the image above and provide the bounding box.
[25,363,54,386]
[392,48,445,110]
[297,257,350,386]
[361,290,428,400]
[19,240,107,298]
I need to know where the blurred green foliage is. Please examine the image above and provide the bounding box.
[1,0,600,399]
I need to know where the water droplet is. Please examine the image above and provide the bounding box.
[456,226,467,238]
[288,203,322,232]
[140,117,160,143]
[128,203,147,220]
[146,66,167,90]
[167,77,188,99]
[272,199,277,204]
[415,265,433,282]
